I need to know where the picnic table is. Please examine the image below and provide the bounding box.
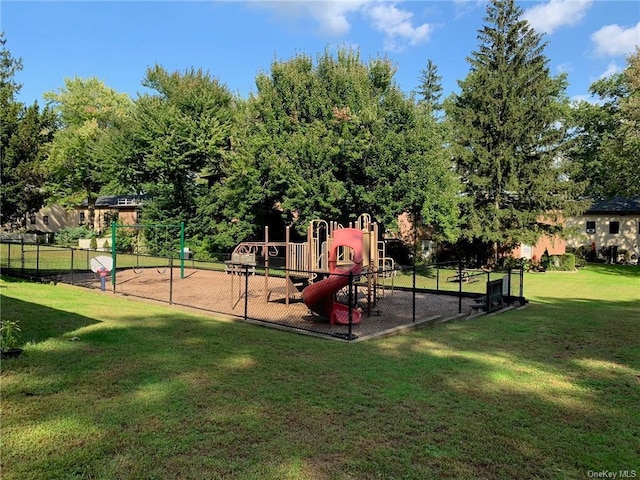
[447,269,482,283]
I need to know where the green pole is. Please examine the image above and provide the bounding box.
[111,221,117,291]
[180,222,185,279]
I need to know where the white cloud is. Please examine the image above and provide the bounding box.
[250,1,432,51]
[307,1,368,36]
[523,0,592,34]
[364,2,432,51]
[556,62,573,74]
[599,61,621,79]
[591,22,640,57]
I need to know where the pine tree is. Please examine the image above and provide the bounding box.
[416,59,442,111]
[446,0,585,264]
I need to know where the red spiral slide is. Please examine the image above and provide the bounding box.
[302,228,363,325]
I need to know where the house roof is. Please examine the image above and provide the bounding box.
[80,195,147,208]
[585,197,640,214]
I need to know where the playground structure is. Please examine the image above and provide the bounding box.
[1,238,524,341]
[228,214,397,324]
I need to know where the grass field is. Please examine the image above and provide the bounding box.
[1,264,639,479]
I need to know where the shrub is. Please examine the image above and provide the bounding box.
[1,320,21,351]
[571,245,589,268]
[90,237,98,250]
[102,240,110,251]
[503,257,531,271]
[540,249,550,270]
[55,226,95,248]
[113,229,135,254]
[548,253,576,271]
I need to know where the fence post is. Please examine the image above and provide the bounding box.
[507,267,512,300]
[169,257,174,304]
[347,272,354,339]
[7,242,11,269]
[412,263,416,323]
[520,268,524,299]
[36,242,40,278]
[458,260,462,314]
[436,263,440,292]
[71,248,74,285]
[244,265,249,321]
[21,238,25,274]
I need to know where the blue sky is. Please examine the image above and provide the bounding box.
[2,1,639,106]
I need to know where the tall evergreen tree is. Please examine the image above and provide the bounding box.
[416,59,443,111]
[446,0,585,264]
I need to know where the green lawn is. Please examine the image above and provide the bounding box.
[1,264,639,479]
[0,243,227,275]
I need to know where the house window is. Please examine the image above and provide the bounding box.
[609,221,619,234]
[29,214,36,225]
[79,212,85,225]
[586,221,596,234]
[43,215,49,226]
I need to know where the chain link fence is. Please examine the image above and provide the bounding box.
[1,241,526,340]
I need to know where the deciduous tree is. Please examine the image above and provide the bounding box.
[571,49,640,198]
[103,65,233,243]
[44,77,132,230]
[208,48,459,251]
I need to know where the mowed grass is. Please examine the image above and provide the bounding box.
[1,265,639,479]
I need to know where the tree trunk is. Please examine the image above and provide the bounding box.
[87,196,96,232]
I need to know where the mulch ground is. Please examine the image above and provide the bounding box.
[64,267,478,340]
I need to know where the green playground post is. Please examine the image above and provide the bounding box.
[111,221,117,291]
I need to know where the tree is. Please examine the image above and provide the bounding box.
[571,49,640,198]
[0,33,56,230]
[206,48,459,251]
[446,0,585,265]
[416,59,443,111]
[44,77,132,230]
[103,65,233,242]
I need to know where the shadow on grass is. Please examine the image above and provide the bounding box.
[1,295,100,346]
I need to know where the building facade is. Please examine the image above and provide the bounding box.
[566,197,640,260]
[28,195,145,234]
